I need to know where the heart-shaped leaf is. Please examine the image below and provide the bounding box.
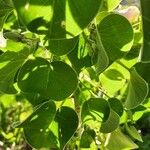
[99,61,129,96]
[97,14,134,62]
[95,30,109,74]
[81,98,120,133]
[17,58,78,100]
[13,0,102,39]
[81,98,110,124]
[125,68,149,109]
[19,100,57,149]
[23,106,78,149]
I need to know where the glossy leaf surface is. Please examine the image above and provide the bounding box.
[18,58,78,100]
[97,14,133,62]
[125,68,149,109]
[13,0,102,39]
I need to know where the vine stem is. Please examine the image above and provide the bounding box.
[80,73,110,98]
[79,81,98,98]
[59,99,67,109]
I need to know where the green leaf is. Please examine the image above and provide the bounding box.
[23,106,78,149]
[0,39,26,52]
[119,45,140,70]
[80,128,95,148]
[134,62,150,97]
[125,124,143,142]
[105,128,138,150]
[0,94,16,108]
[49,36,78,56]
[16,100,56,129]
[106,0,121,11]
[17,58,78,100]
[68,38,93,73]
[13,0,102,39]
[55,106,79,149]
[81,98,121,133]
[99,61,129,96]
[95,29,109,74]
[97,13,134,62]
[132,105,147,121]
[0,48,31,94]
[140,0,150,62]
[108,98,123,117]
[19,101,57,149]
[100,109,120,133]
[21,92,49,106]
[125,68,149,109]
[96,11,110,25]
[81,98,110,124]
[0,0,13,30]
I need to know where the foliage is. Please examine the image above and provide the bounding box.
[0,0,150,149]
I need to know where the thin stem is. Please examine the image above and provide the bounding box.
[59,99,67,108]
[79,81,98,97]
[80,74,110,98]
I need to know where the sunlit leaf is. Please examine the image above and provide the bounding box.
[81,98,110,124]
[97,13,134,62]
[99,62,129,96]
[0,47,32,94]
[105,128,138,150]
[54,106,79,149]
[125,68,149,109]
[125,124,143,142]
[68,37,93,73]
[108,98,123,117]
[16,100,56,129]
[18,58,78,100]
[100,109,120,133]
[13,0,102,39]
[49,36,78,56]
[23,106,78,149]
[19,101,57,149]
[106,0,121,11]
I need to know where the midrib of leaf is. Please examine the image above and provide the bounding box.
[45,63,51,91]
